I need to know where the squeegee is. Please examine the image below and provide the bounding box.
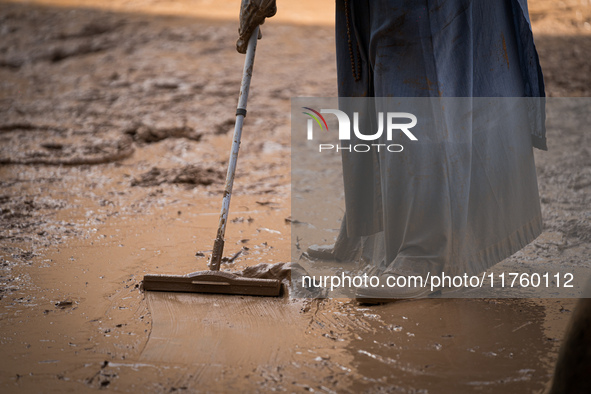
[143,26,282,297]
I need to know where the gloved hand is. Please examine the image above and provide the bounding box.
[236,0,277,54]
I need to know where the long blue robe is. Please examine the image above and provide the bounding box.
[332,0,545,276]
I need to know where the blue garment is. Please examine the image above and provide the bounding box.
[332,0,545,276]
[336,0,546,147]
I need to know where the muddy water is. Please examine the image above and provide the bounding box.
[0,189,294,391]
[0,156,574,392]
[141,293,572,392]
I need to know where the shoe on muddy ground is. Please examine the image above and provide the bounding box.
[305,244,336,260]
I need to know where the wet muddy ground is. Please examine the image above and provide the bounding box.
[1,0,590,392]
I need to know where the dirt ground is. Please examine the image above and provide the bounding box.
[0,0,590,392]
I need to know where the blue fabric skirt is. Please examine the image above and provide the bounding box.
[332,0,545,276]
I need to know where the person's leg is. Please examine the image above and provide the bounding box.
[356,0,543,302]
[312,0,377,264]
[366,0,466,279]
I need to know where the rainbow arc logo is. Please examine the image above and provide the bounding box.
[302,107,329,132]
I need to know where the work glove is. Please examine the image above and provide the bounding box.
[236,0,277,53]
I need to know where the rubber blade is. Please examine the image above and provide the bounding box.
[143,270,282,297]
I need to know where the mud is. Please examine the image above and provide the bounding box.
[131,165,224,188]
[0,127,134,165]
[0,0,590,392]
[141,295,573,392]
[237,261,291,281]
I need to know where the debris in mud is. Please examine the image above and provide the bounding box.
[125,123,202,143]
[257,227,281,235]
[47,39,115,63]
[131,165,224,188]
[386,325,403,332]
[0,123,65,132]
[234,262,326,298]
[560,219,591,243]
[55,300,74,309]
[149,78,181,90]
[0,194,87,249]
[56,20,120,40]
[0,39,115,68]
[231,216,254,224]
[0,128,134,165]
[214,118,235,135]
[221,247,247,264]
[238,262,291,282]
[1,197,63,229]
[284,216,304,224]
[255,200,280,208]
[85,360,118,389]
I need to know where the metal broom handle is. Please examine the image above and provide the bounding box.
[209,26,260,271]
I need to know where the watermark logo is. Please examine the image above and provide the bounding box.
[302,107,329,136]
[303,107,418,152]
